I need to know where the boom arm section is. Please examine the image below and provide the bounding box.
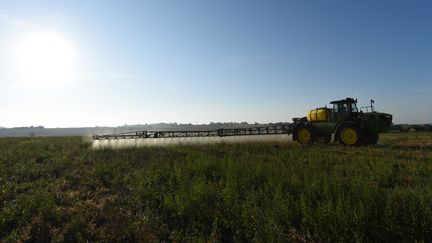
[92,124,293,140]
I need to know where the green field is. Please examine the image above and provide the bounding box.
[1,133,432,242]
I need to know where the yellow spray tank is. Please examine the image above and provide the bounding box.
[307,107,330,122]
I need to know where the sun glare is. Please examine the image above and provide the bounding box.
[15,32,76,87]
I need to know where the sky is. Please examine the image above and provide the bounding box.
[0,0,431,128]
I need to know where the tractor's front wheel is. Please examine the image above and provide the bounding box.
[337,124,362,146]
[369,133,379,144]
[364,132,379,145]
[294,125,314,144]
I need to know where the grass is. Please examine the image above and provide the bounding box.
[0,133,432,242]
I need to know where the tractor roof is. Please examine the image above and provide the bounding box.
[330,98,357,104]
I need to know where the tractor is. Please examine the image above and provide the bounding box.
[292,98,393,146]
[92,97,392,146]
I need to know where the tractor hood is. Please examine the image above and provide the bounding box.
[360,112,393,132]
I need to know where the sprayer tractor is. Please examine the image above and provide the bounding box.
[92,98,392,146]
[292,98,392,145]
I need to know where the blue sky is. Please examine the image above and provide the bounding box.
[0,0,431,127]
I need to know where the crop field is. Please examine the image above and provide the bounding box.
[1,133,432,242]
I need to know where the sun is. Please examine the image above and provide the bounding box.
[15,31,76,87]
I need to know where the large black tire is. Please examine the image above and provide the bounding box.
[323,134,332,144]
[293,125,315,144]
[370,133,379,144]
[364,132,379,145]
[336,124,363,146]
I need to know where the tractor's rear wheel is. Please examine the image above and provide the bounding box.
[337,124,362,146]
[294,125,314,144]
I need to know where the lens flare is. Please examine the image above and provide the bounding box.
[15,31,76,87]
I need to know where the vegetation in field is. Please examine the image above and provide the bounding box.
[1,133,432,242]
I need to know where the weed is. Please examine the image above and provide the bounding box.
[0,133,431,241]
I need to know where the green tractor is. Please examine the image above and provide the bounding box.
[292,98,393,146]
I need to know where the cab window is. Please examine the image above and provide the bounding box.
[339,103,348,112]
[333,104,338,112]
[351,103,358,112]
[333,103,349,113]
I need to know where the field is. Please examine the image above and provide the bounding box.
[1,133,432,242]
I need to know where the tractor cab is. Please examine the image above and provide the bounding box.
[330,98,358,121]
